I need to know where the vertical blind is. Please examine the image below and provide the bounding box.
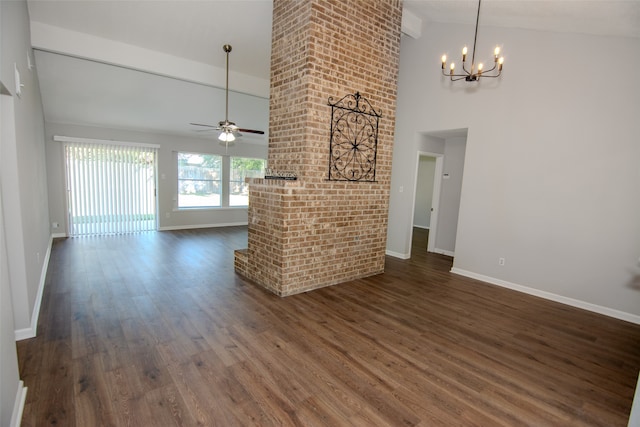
[64,140,157,236]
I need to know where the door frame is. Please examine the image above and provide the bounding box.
[59,136,159,236]
[410,151,443,254]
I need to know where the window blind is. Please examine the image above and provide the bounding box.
[64,141,157,236]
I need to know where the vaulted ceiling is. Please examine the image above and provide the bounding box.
[405,0,640,39]
[26,0,640,141]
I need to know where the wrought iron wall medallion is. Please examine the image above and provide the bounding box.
[327,92,381,182]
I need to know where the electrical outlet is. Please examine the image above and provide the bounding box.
[499,257,505,266]
[52,222,59,229]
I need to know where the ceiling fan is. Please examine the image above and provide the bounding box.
[190,44,265,149]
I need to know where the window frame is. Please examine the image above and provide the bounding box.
[176,152,266,210]
[177,152,223,209]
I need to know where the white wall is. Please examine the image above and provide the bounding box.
[435,136,466,253]
[0,8,21,427]
[45,122,268,234]
[0,117,23,424]
[413,155,435,228]
[388,24,640,320]
[1,0,50,333]
[0,87,30,334]
[1,0,47,423]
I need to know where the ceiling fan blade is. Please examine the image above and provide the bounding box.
[192,128,218,133]
[238,128,265,135]
[190,122,218,128]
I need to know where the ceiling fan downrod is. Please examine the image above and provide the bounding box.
[189,43,264,146]
[222,44,232,126]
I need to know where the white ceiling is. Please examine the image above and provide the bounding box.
[405,0,640,39]
[34,50,270,139]
[26,0,640,140]
[28,0,274,79]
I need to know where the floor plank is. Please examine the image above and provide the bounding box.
[17,226,640,426]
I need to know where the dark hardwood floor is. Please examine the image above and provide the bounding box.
[17,226,640,426]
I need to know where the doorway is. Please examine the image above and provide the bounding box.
[411,130,467,258]
[63,140,158,236]
[413,152,443,253]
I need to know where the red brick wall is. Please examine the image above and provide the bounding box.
[236,0,402,295]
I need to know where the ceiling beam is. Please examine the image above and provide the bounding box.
[30,21,270,99]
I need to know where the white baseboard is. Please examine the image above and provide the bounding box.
[385,250,410,259]
[450,267,640,325]
[51,232,66,238]
[10,381,27,427]
[433,248,454,257]
[158,222,248,231]
[385,248,452,259]
[15,235,53,341]
[412,225,430,230]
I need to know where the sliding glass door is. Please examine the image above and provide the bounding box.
[64,141,157,236]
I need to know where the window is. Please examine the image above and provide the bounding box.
[177,153,265,208]
[64,139,158,236]
[178,153,222,208]
[230,157,266,206]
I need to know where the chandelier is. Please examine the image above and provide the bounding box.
[441,0,504,81]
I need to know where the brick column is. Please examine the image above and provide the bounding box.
[235,0,402,296]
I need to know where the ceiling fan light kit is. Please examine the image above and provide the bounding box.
[218,126,236,142]
[440,0,504,82]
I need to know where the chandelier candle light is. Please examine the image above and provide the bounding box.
[441,0,504,81]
